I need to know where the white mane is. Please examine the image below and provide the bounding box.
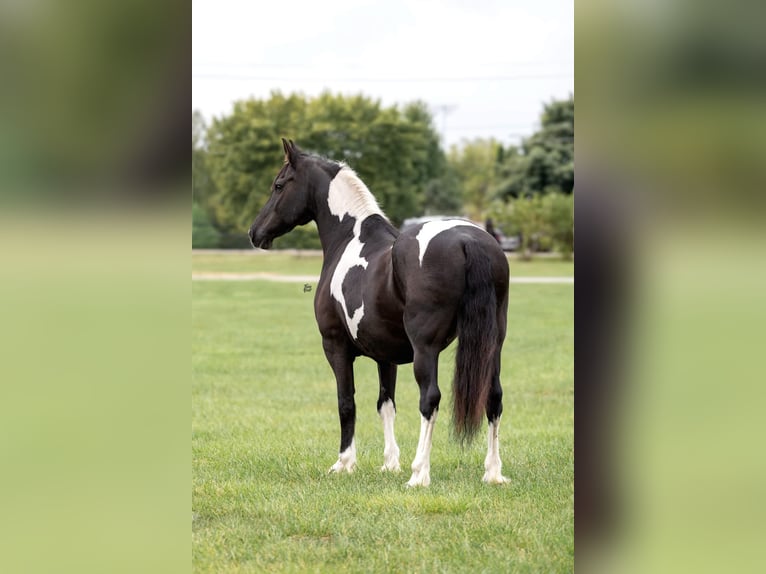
[327,166,388,233]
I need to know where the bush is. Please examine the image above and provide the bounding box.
[192,203,221,248]
[272,222,322,250]
[194,218,323,251]
[217,231,252,249]
[489,189,573,260]
[543,190,574,259]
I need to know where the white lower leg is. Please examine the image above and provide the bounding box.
[329,439,356,473]
[407,411,437,487]
[483,418,510,484]
[379,400,401,471]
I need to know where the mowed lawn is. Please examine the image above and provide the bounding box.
[192,250,574,278]
[192,273,573,572]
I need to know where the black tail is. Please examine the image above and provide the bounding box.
[452,241,498,443]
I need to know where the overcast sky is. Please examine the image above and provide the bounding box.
[192,0,573,149]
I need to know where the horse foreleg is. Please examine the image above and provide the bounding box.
[324,342,357,473]
[407,349,441,487]
[376,361,400,472]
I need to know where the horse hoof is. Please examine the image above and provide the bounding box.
[482,473,510,484]
[380,464,401,473]
[328,461,356,474]
[406,472,430,487]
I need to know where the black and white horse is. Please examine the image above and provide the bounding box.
[249,139,510,486]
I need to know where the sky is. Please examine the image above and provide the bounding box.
[192,0,573,149]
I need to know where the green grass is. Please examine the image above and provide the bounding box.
[192,280,573,573]
[192,250,574,278]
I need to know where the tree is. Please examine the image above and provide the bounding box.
[447,138,503,220]
[489,188,573,260]
[495,95,574,199]
[192,201,221,248]
[422,166,462,215]
[544,190,574,259]
[192,110,217,220]
[203,92,446,235]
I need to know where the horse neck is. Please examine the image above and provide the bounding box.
[314,168,395,256]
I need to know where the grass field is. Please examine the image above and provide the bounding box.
[192,263,573,572]
[192,250,574,278]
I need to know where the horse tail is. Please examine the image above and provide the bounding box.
[452,240,498,443]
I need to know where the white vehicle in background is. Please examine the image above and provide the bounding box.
[496,232,520,252]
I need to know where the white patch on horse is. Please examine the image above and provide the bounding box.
[483,418,510,484]
[329,439,356,473]
[407,410,438,487]
[327,166,385,226]
[378,400,401,472]
[415,219,483,266]
[328,167,388,339]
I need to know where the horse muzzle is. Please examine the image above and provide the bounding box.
[248,227,273,250]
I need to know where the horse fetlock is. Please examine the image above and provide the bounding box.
[381,445,401,472]
[482,458,509,484]
[406,466,431,487]
[381,461,401,472]
[329,440,356,474]
[329,459,356,474]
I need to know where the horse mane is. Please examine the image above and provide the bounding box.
[328,163,389,224]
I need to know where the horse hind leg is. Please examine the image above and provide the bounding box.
[407,348,441,487]
[483,337,510,484]
[377,361,401,472]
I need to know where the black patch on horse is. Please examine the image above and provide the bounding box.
[359,214,398,258]
[341,265,365,318]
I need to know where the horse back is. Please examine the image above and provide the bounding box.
[393,221,509,305]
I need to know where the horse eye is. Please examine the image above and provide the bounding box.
[274,183,284,192]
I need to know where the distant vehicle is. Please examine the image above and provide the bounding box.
[495,232,520,252]
[400,216,520,252]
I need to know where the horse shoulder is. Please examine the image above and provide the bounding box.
[314,269,350,343]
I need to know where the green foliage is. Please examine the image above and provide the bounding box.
[447,138,503,220]
[491,195,549,259]
[490,189,573,260]
[495,95,574,199]
[272,222,323,250]
[192,202,221,249]
[202,92,446,234]
[422,165,463,215]
[193,110,221,237]
[545,191,575,259]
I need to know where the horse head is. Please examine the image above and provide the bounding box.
[248,138,315,249]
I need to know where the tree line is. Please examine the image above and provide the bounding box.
[193,91,573,256]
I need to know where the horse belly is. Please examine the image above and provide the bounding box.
[355,317,413,364]
[354,270,412,364]
[356,326,413,365]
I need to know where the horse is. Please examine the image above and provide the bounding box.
[248,139,510,486]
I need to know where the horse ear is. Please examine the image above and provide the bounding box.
[282,138,301,165]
